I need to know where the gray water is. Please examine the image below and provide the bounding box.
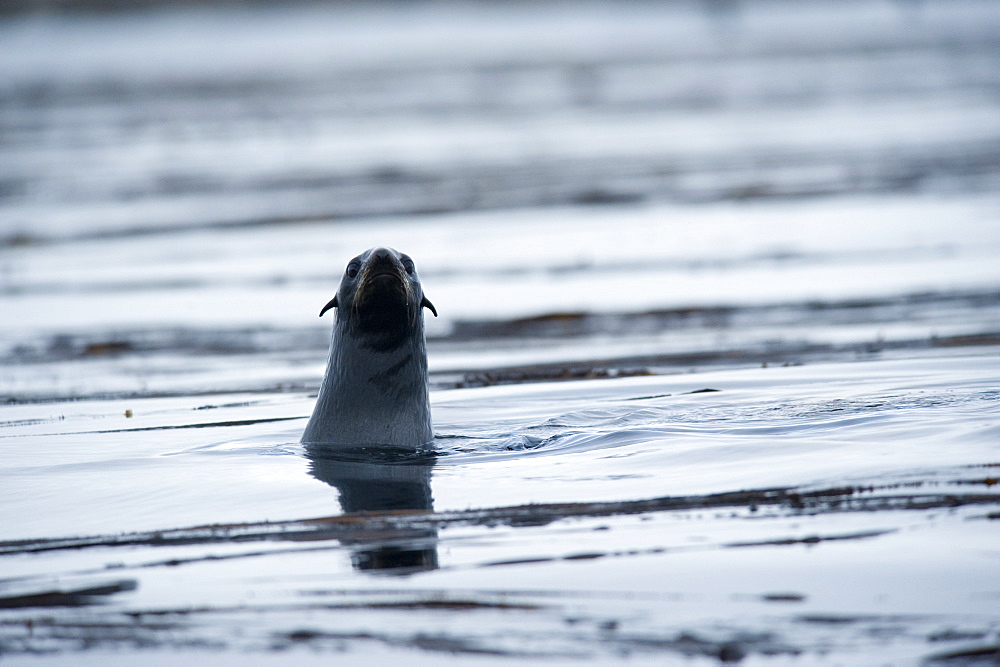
[2,1,1000,664]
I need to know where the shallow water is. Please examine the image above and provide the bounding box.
[2,0,1000,663]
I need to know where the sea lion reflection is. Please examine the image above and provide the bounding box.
[306,446,438,574]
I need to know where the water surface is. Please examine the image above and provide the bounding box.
[2,0,1000,663]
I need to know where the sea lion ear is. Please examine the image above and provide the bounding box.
[421,295,438,317]
[319,295,338,317]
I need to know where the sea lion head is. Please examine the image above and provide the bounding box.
[319,247,436,351]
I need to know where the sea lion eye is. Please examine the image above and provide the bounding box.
[402,259,415,275]
[346,262,360,279]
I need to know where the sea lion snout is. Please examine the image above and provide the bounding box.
[355,247,414,310]
[362,247,408,282]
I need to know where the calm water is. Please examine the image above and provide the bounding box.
[2,1,1000,663]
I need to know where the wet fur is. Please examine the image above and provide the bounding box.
[302,247,436,447]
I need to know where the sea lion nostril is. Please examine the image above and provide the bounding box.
[369,251,398,273]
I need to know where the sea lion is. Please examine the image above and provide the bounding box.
[302,247,437,448]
